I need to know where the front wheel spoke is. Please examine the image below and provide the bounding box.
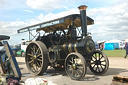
[33,64,37,70]
[101,64,106,66]
[75,56,76,63]
[76,69,82,76]
[68,67,72,71]
[97,53,101,60]
[77,67,83,74]
[100,65,104,70]
[95,53,97,60]
[97,65,100,72]
[91,59,95,62]
[71,69,74,75]
[74,70,78,77]
[77,65,83,69]
[75,56,78,63]
[76,58,80,63]
[69,60,73,64]
[75,70,79,76]
[99,56,104,60]
[33,48,35,54]
[98,53,100,57]
[100,60,106,62]
[92,56,97,60]
[96,66,98,72]
[68,64,72,67]
[71,57,74,63]
[92,64,96,69]
[90,61,96,64]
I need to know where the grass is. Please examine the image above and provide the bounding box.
[102,50,126,57]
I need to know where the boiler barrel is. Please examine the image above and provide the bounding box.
[62,38,95,55]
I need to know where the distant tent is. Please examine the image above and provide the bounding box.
[104,39,122,50]
[125,39,128,42]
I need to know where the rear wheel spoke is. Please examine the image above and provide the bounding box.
[29,60,34,64]
[37,59,42,62]
[28,53,34,57]
[36,48,40,54]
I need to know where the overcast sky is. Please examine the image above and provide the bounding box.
[0,0,128,45]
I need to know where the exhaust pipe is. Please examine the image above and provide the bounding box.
[78,5,88,38]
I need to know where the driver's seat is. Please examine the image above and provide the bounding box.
[0,35,10,41]
[0,35,10,55]
[0,35,10,46]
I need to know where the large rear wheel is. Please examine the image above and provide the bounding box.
[65,52,87,80]
[89,50,109,75]
[25,41,49,75]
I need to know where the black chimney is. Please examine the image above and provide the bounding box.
[78,5,88,37]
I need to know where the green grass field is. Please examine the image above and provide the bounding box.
[103,50,126,57]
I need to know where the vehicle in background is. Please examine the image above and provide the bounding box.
[16,39,30,57]
[95,42,99,49]
[119,42,125,49]
[16,49,25,57]
[95,42,104,51]
[12,44,21,56]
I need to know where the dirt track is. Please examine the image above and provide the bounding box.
[16,57,128,85]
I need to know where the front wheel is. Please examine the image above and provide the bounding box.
[89,50,109,75]
[25,41,49,75]
[65,52,87,80]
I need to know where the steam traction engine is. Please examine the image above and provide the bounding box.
[17,5,109,80]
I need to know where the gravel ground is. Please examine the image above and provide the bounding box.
[16,57,128,85]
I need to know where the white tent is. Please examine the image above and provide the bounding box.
[125,39,128,42]
[105,39,122,43]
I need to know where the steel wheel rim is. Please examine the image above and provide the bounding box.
[90,52,107,73]
[26,43,43,73]
[66,54,86,79]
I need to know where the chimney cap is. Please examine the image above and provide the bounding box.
[78,5,88,11]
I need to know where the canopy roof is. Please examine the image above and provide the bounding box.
[105,39,123,43]
[17,14,94,33]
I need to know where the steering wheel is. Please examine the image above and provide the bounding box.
[53,28,66,44]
